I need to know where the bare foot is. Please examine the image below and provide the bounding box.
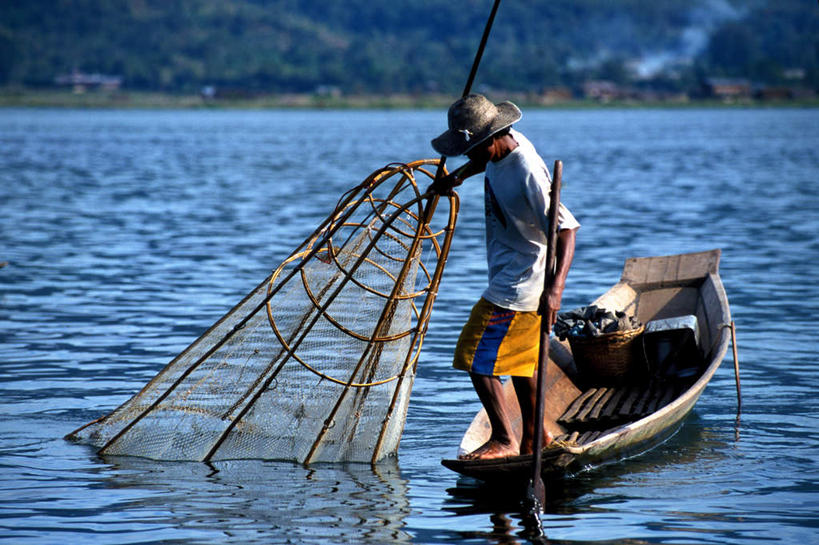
[458,438,519,461]
[519,431,554,456]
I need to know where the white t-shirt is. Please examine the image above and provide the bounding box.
[482,129,580,311]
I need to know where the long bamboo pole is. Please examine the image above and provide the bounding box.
[368,0,503,463]
[430,0,502,189]
[108,0,505,462]
[526,160,562,512]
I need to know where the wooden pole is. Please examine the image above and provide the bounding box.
[430,0,502,189]
[526,160,562,512]
[462,0,502,97]
[731,320,741,412]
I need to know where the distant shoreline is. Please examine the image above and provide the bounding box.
[1,88,817,110]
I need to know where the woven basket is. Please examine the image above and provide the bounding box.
[568,325,645,383]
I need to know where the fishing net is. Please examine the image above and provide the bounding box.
[68,159,459,464]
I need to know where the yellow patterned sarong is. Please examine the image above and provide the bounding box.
[453,298,541,377]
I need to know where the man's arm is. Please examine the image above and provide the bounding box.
[450,160,487,181]
[541,227,577,328]
[430,160,486,195]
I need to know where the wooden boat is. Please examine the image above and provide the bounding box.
[441,249,732,482]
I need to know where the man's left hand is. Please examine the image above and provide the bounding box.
[539,284,564,330]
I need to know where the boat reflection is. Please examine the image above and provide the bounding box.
[443,417,728,543]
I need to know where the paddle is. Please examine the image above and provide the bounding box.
[525,159,563,512]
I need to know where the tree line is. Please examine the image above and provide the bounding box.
[1,0,816,95]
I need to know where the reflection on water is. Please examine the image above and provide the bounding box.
[12,441,412,545]
[99,457,412,545]
[442,420,723,543]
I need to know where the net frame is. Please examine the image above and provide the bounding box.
[67,159,459,465]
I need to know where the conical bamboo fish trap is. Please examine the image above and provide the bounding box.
[68,159,459,464]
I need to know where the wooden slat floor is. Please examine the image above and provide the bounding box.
[557,381,681,431]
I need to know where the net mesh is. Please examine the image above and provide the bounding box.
[68,160,458,463]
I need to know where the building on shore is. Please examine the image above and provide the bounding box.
[55,70,123,93]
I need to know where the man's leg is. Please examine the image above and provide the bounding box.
[460,373,519,460]
[511,374,552,456]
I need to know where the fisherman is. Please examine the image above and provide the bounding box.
[431,94,580,460]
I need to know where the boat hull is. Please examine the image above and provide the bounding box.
[442,250,732,482]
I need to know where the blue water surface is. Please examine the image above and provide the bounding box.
[1,107,818,544]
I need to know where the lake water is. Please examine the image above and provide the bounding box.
[1,107,818,544]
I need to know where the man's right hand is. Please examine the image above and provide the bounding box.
[429,172,463,196]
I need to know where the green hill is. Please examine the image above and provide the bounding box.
[1,0,816,96]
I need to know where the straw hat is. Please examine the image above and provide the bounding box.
[431,94,522,156]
